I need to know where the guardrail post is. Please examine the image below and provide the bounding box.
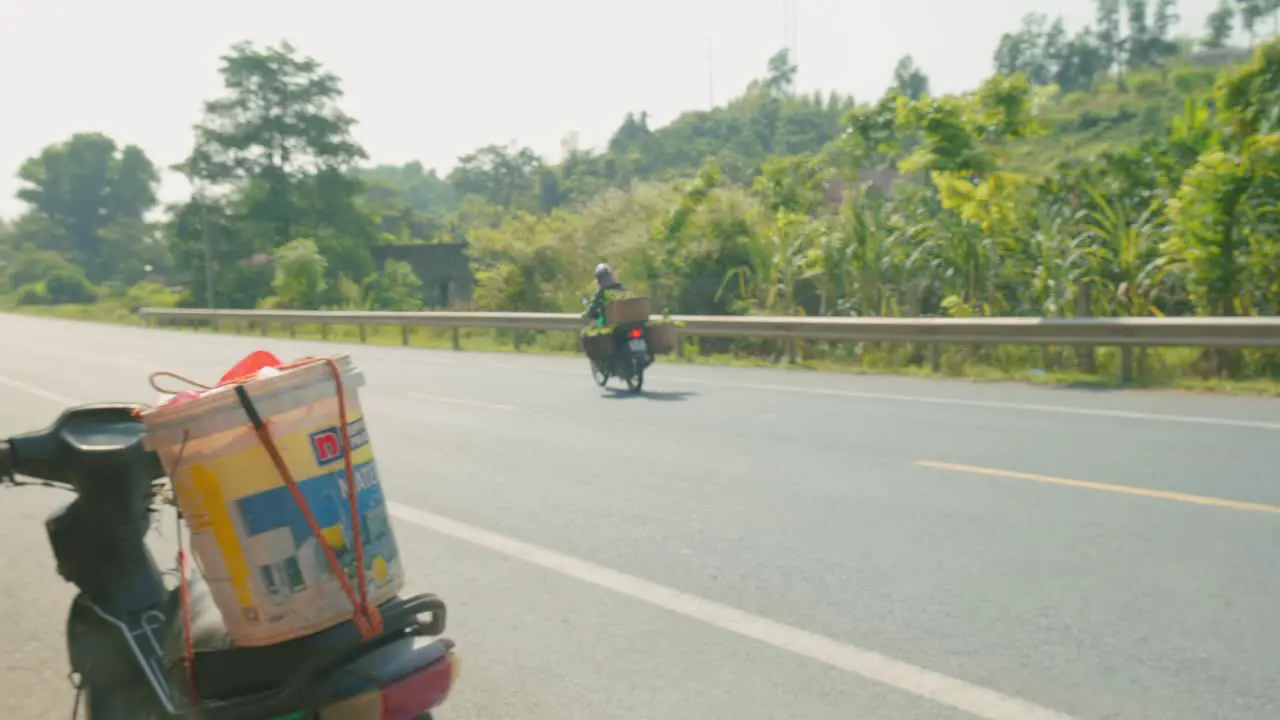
[358,325,367,343]
[321,323,329,340]
[289,324,296,338]
[452,328,461,350]
[676,332,685,358]
[1120,346,1134,384]
[929,344,941,373]
[401,326,410,346]
[260,322,268,336]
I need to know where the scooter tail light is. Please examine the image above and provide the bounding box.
[629,327,643,338]
[381,652,458,720]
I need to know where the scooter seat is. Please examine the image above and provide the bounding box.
[164,571,438,702]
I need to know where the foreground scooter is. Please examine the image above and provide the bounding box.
[0,403,457,719]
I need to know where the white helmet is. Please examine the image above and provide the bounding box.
[594,263,613,278]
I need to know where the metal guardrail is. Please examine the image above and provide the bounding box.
[137,307,1280,381]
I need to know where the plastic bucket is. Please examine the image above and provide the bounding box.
[140,354,404,647]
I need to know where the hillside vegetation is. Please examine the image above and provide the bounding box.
[3,0,1280,391]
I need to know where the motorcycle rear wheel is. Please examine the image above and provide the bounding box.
[590,360,609,387]
[624,357,644,393]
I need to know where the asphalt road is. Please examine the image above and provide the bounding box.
[1,312,1278,720]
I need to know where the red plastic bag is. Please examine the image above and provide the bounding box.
[159,390,203,409]
[218,350,282,386]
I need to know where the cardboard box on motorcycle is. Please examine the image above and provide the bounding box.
[604,296,650,325]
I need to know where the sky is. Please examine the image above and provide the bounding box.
[0,0,1223,220]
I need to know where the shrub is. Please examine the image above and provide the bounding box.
[14,283,51,305]
[43,266,98,304]
[125,281,182,309]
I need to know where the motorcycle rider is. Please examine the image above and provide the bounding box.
[582,263,654,371]
[583,263,624,325]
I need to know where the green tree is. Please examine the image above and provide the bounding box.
[1266,0,1280,35]
[1056,28,1109,92]
[762,49,798,97]
[1205,0,1237,47]
[174,40,373,307]
[4,246,79,290]
[13,133,158,282]
[448,144,543,211]
[1125,0,1153,68]
[1167,41,1280,325]
[1152,0,1181,62]
[468,212,574,312]
[892,55,930,100]
[1127,0,1181,69]
[181,41,365,237]
[1096,0,1127,89]
[994,14,1058,85]
[357,161,459,244]
[835,90,904,174]
[1237,0,1265,46]
[358,161,458,214]
[363,259,424,311]
[268,237,328,309]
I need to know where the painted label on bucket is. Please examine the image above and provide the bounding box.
[309,417,368,466]
[173,410,403,646]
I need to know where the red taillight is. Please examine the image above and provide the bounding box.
[629,328,643,339]
[381,653,457,720]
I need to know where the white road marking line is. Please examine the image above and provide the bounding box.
[387,501,1077,720]
[0,373,80,406]
[408,392,515,411]
[657,375,1280,430]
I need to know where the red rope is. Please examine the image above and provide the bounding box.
[167,355,384,712]
[247,411,378,638]
[177,544,200,718]
[247,355,383,638]
[278,356,381,636]
[171,431,202,717]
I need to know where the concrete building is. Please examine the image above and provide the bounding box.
[371,243,474,307]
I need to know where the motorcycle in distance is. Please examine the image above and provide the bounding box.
[581,297,654,393]
[0,403,457,720]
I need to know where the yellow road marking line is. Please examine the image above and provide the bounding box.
[916,460,1280,515]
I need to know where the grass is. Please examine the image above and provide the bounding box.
[12,299,141,325]
[7,300,1280,398]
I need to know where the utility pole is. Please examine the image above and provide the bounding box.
[783,0,799,80]
[708,36,715,107]
[200,188,215,309]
